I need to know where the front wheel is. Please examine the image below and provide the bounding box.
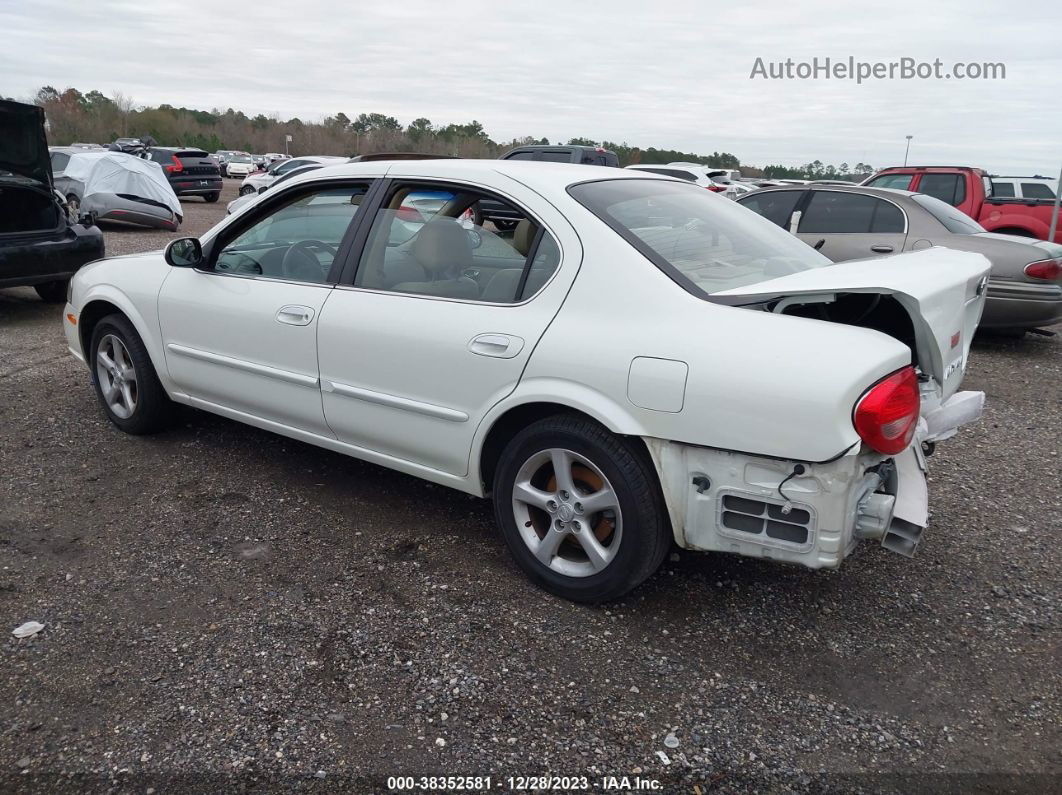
[493,414,671,602]
[239,186,256,196]
[90,314,175,434]
[34,280,68,303]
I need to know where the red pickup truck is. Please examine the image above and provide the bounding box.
[864,166,1062,243]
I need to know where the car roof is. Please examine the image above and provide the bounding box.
[300,158,665,192]
[745,183,922,201]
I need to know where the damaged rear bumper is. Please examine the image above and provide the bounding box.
[644,390,984,570]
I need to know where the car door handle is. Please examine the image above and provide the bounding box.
[870,244,894,253]
[276,305,315,326]
[468,333,524,359]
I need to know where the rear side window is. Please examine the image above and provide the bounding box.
[918,174,966,206]
[537,151,574,163]
[865,174,914,190]
[1021,182,1055,199]
[799,192,905,234]
[738,190,802,228]
[50,152,70,172]
[991,181,1015,197]
[505,151,535,161]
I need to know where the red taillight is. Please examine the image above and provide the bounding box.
[165,155,184,174]
[1024,259,1060,280]
[853,366,920,455]
[706,185,726,192]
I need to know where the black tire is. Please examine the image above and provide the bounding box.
[34,280,68,303]
[493,414,671,602]
[90,313,175,435]
[239,186,257,196]
[204,192,220,203]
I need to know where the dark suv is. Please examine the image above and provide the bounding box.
[0,99,104,302]
[477,145,621,229]
[146,147,223,203]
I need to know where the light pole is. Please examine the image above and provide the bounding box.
[903,135,913,166]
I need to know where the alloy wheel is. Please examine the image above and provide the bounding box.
[96,334,138,419]
[511,448,623,577]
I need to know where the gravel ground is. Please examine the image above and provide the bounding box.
[0,180,1059,793]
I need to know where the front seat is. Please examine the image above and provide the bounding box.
[392,218,480,299]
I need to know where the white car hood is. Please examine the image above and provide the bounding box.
[716,247,992,399]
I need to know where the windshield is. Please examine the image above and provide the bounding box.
[569,178,830,297]
[912,193,985,234]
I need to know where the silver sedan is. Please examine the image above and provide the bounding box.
[737,184,1062,333]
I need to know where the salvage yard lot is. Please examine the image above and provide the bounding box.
[0,180,1058,791]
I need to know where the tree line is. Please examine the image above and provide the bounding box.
[26,86,873,178]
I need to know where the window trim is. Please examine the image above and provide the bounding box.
[335,176,564,307]
[795,188,909,235]
[198,177,382,286]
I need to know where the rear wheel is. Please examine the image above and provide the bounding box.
[493,414,671,602]
[239,186,257,196]
[90,314,175,434]
[34,280,68,303]
[204,192,220,203]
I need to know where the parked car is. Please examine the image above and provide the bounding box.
[988,175,1058,202]
[264,153,289,164]
[669,163,743,183]
[863,166,1062,243]
[224,154,257,179]
[736,184,1062,332]
[110,137,144,154]
[500,145,620,167]
[624,164,734,196]
[251,154,268,169]
[50,149,182,231]
[226,163,325,214]
[0,99,104,302]
[238,156,347,196]
[145,147,223,203]
[213,150,241,177]
[64,160,989,602]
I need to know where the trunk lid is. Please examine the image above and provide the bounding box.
[715,248,991,399]
[0,99,52,187]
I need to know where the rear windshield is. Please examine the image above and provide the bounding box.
[911,194,985,234]
[176,150,208,159]
[569,178,829,298]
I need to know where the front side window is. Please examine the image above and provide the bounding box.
[865,173,914,190]
[918,173,966,206]
[570,178,828,297]
[353,182,560,302]
[799,191,905,234]
[737,190,803,228]
[214,183,369,283]
[1021,182,1055,200]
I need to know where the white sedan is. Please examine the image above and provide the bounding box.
[224,155,257,178]
[63,160,990,602]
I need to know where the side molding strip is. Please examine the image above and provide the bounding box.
[321,379,469,423]
[166,343,319,388]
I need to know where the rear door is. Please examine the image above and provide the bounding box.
[316,176,580,476]
[795,190,908,260]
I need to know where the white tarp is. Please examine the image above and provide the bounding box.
[60,152,182,218]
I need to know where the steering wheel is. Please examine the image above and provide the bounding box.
[280,239,337,281]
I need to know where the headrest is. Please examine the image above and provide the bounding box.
[412,218,473,274]
[513,218,537,256]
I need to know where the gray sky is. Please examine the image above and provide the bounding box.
[3,0,1060,174]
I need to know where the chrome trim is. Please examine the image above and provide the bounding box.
[321,379,469,422]
[166,343,319,387]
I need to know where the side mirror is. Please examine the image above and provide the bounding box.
[165,237,203,268]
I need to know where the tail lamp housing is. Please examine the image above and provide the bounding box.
[1024,259,1060,281]
[164,155,184,174]
[853,366,920,454]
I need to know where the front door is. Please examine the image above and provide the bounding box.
[158,179,373,435]
[317,178,579,476]
[795,189,909,261]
